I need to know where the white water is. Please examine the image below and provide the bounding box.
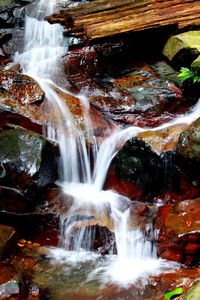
[13,0,200,288]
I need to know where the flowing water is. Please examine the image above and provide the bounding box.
[13,0,200,295]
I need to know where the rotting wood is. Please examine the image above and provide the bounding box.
[46,0,200,41]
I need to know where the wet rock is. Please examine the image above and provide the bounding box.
[112,72,182,113]
[0,186,31,213]
[62,41,133,92]
[0,263,19,299]
[0,209,60,247]
[151,60,182,87]
[0,70,45,105]
[137,123,188,153]
[0,108,43,135]
[65,220,115,252]
[0,31,12,47]
[105,168,144,201]
[12,246,44,299]
[62,46,100,92]
[90,64,185,127]
[0,75,111,139]
[108,137,200,203]
[0,224,18,260]
[108,138,161,200]
[0,128,58,206]
[177,117,200,159]
[155,198,200,266]
[183,282,200,300]
[0,0,28,29]
[147,267,200,300]
[163,31,200,70]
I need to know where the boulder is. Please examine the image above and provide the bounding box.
[163,31,200,69]
[107,138,162,200]
[0,128,58,208]
[90,63,185,127]
[108,134,200,202]
[0,224,18,260]
[155,198,200,266]
[61,41,129,93]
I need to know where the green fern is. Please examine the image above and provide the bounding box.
[178,67,200,83]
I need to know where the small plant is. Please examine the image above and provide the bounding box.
[164,287,183,299]
[178,67,200,83]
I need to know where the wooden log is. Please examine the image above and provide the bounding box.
[46,0,200,41]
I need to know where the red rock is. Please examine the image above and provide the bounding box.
[62,46,99,92]
[0,70,45,105]
[90,63,187,127]
[105,168,143,201]
[155,198,200,266]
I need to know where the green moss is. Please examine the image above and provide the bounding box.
[163,31,200,61]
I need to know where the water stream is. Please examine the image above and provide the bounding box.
[13,0,200,293]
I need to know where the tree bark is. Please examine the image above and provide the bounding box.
[46,0,200,41]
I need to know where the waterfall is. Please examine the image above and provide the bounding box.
[13,0,200,288]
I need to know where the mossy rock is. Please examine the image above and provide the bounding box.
[163,31,200,69]
[183,282,200,300]
[177,118,200,159]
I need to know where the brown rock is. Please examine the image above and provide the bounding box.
[0,70,45,105]
[0,186,30,213]
[0,224,18,260]
[137,123,188,153]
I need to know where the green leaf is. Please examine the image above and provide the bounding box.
[193,75,200,83]
[164,287,183,299]
[180,67,190,73]
[178,73,194,81]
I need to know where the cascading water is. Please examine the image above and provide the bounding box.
[13,0,200,292]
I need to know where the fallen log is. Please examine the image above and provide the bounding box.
[46,0,200,42]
